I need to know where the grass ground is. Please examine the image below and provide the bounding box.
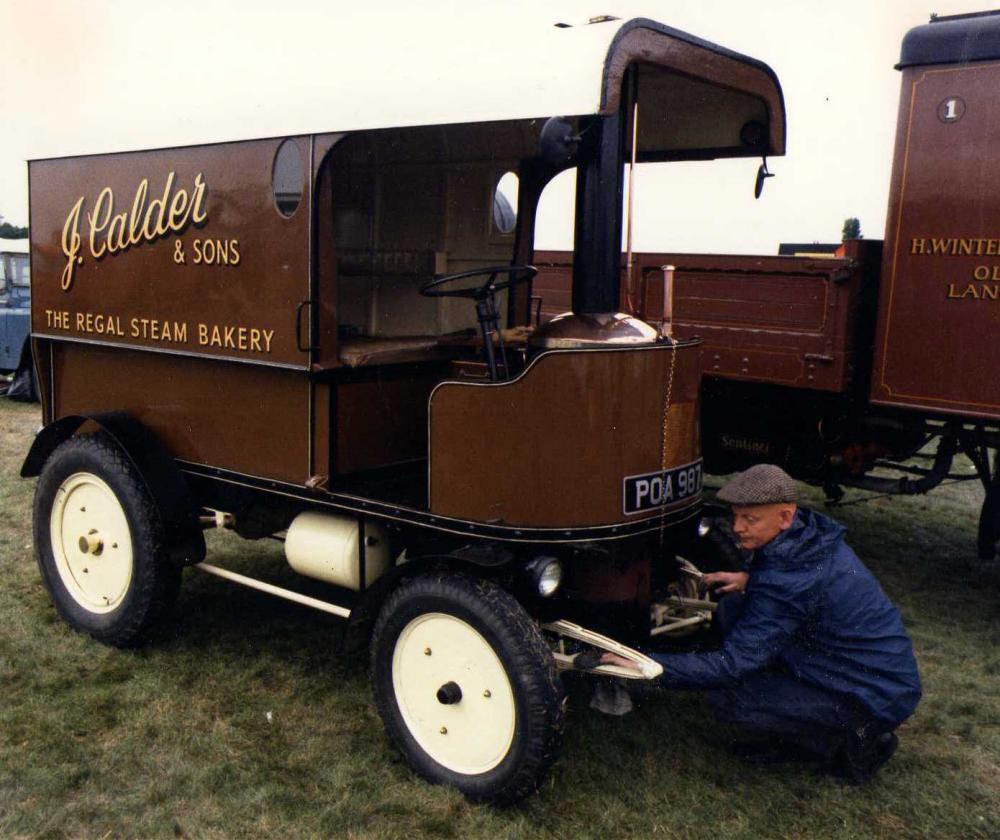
[1,398,998,839]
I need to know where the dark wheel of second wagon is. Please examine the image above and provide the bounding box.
[653,514,748,645]
[33,432,181,647]
[370,573,565,804]
[685,514,747,574]
[977,487,1000,561]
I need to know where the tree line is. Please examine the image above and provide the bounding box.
[0,213,28,239]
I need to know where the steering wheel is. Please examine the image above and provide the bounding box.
[419,264,537,300]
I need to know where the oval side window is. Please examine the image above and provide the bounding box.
[273,139,304,218]
[493,171,519,235]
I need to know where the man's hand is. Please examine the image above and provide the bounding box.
[702,570,749,595]
[600,652,642,671]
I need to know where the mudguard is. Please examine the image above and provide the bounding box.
[342,551,514,655]
[21,411,206,566]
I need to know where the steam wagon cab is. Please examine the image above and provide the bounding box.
[22,17,784,802]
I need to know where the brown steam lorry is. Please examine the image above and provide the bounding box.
[536,10,1000,562]
[20,17,786,802]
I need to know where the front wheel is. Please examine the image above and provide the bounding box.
[33,432,181,646]
[686,515,746,574]
[370,573,564,804]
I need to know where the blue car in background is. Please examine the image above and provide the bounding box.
[0,240,36,401]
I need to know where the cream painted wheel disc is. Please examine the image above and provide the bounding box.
[392,612,517,775]
[49,472,133,614]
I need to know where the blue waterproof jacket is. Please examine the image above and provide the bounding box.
[656,508,921,725]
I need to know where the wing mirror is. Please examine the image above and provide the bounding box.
[754,158,775,199]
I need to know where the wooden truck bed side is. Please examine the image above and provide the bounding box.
[534,239,882,394]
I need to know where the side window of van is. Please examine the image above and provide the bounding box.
[492,171,518,235]
[273,140,304,217]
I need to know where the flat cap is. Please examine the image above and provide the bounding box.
[716,464,798,505]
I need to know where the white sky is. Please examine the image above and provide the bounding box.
[0,0,993,254]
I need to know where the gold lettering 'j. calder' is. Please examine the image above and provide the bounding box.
[60,171,208,291]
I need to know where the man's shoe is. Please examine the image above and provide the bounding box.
[835,730,898,785]
[589,680,634,716]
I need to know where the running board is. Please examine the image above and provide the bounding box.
[542,619,663,681]
[193,562,352,619]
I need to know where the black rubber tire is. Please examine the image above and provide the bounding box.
[33,432,181,647]
[6,341,38,402]
[21,340,38,403]
[370,573,565,805]
[977,488,1000,560]
[685,516,746,574]
[673,517,747,645]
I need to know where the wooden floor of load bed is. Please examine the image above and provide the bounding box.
[337,336,454,368]
[337,327,535,368]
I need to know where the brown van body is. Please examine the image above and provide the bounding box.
[29,137,703,539]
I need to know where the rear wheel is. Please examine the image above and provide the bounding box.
[33,433,181,646]
[371,573,564,804]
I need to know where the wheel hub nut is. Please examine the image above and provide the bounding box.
[78,530,104,556]
[436,681,463,705]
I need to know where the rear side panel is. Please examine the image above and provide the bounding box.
[49,342,310,484]
[871,61,1000,420]
[29,138,315,481]
[29,139,310,370]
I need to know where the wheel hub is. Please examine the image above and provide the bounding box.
[392,612,516,775]
[50,472,133,613]
[436,681,463,705]
[78,530,104,556]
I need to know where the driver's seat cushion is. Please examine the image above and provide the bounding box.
[338,336,450,367]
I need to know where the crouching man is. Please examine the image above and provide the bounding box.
[605,464,921,783]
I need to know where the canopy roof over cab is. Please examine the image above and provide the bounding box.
[29,10,784,163]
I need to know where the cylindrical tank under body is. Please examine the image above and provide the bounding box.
[285,511,390,589]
